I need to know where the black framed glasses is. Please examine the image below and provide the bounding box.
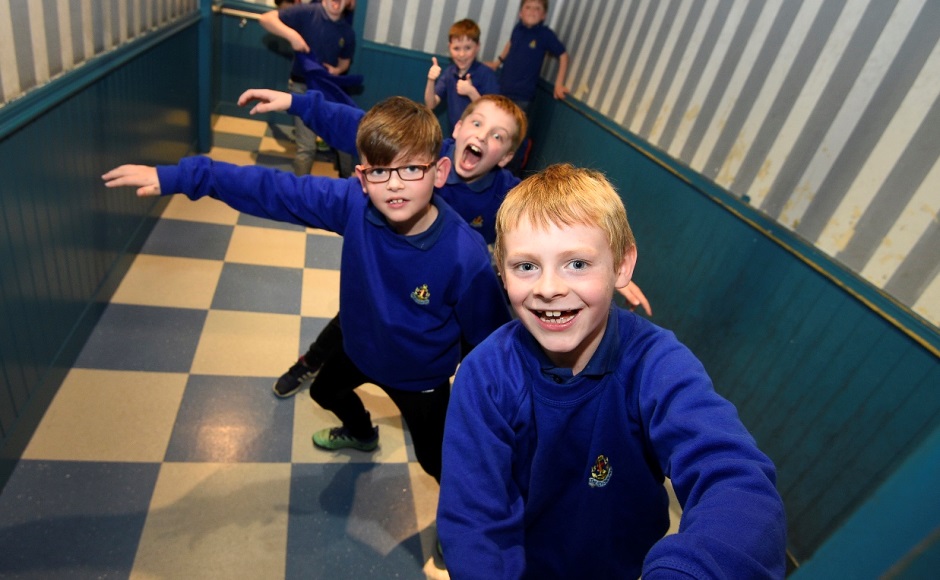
[360,162,436,183]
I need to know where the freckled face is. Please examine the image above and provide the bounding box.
[500,218,635,374]
[451,101,517,182]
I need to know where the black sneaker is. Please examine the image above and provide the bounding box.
[273,357,321,398]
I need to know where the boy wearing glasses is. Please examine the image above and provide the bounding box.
[102,97,511,482]
[236,87,653,397]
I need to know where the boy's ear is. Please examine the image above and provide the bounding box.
[614,246,638,289]
[497,148,517,168]
[434,157,453,187]
[452,120,462,140]
[354,165,369,193]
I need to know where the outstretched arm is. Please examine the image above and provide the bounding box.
[259,10,309,53]
[238,88,293,116]
[102,165,161,197]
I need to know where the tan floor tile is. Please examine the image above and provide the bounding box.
[111,254,223,309]
[312,159,341,177]
[309,227,341,238]
[206,146,256,165]
[291,384,408,464]
[160,194,240,225]
[130,462,290,580]
[22,369,186,462]
[258,135,295,158]
[224,225,306,269]
[211,114,269,137]
[190,310,301,376]
[301,269,341,318]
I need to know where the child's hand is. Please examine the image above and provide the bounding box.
[238,88,293,115]
[554,83,570,100]
[323,63,341,75]
[427,57,442,82]
[101,165,162,197]
[456,74,474,96]
[618,281,652,316]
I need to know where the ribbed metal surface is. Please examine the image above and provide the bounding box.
[359,0,940,329]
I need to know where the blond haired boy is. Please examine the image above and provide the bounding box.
[438,164,786,577]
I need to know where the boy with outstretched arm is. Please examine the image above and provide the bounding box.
[424,19,500,133]
[237,88,652,398]
[437,164,786,577]
[102,97,512,483]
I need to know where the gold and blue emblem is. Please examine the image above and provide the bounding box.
[411,284,430,305]
[470,215,484,229]
[529,40,537,49]
[588,454,612,488]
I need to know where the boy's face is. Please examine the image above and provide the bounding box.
[449,36,480,72]
[451,101,518,183]
[322,0,346,20]
[519,1,546,27]
[500,218,636,374]
[355,153,452,236]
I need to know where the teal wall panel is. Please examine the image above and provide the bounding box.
[523,90,940,564]
[0,20,200,484]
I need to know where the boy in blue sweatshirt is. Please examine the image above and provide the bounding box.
[238,88,654,398]
[424,19,500,133]
[102,97,512,482]
[437,164,786,577]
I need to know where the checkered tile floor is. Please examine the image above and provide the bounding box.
[0,115,448,579]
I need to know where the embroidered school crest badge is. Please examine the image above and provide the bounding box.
[588,454,612,488]
[529,40,537,49]
[411,284,430,305]
[339,38,346,48]
[470,215,484,229]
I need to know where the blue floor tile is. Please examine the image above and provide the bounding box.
[211,262,302,315]
[0,460,160,579]
[237,212,306,231]
[306,234,344,270]
[164,375,293,463]
[300,316,335,355]
[214,131,262,151]
[141,219,233,260]
[75,304,206,372]
[285,463,427,578]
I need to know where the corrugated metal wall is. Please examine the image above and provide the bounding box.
[361,0,940,331]
[0,0,201,479]
[0,0,198,106]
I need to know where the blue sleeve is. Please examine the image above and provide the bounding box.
[544,27,566,56]
[639,341,787,579]
[289,90,363,155]
[438,337,527,579]
[454,252,511,346]
[156,156,358,234]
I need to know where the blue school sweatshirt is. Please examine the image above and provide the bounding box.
[157,157,511,391]
[438,307,787,578]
